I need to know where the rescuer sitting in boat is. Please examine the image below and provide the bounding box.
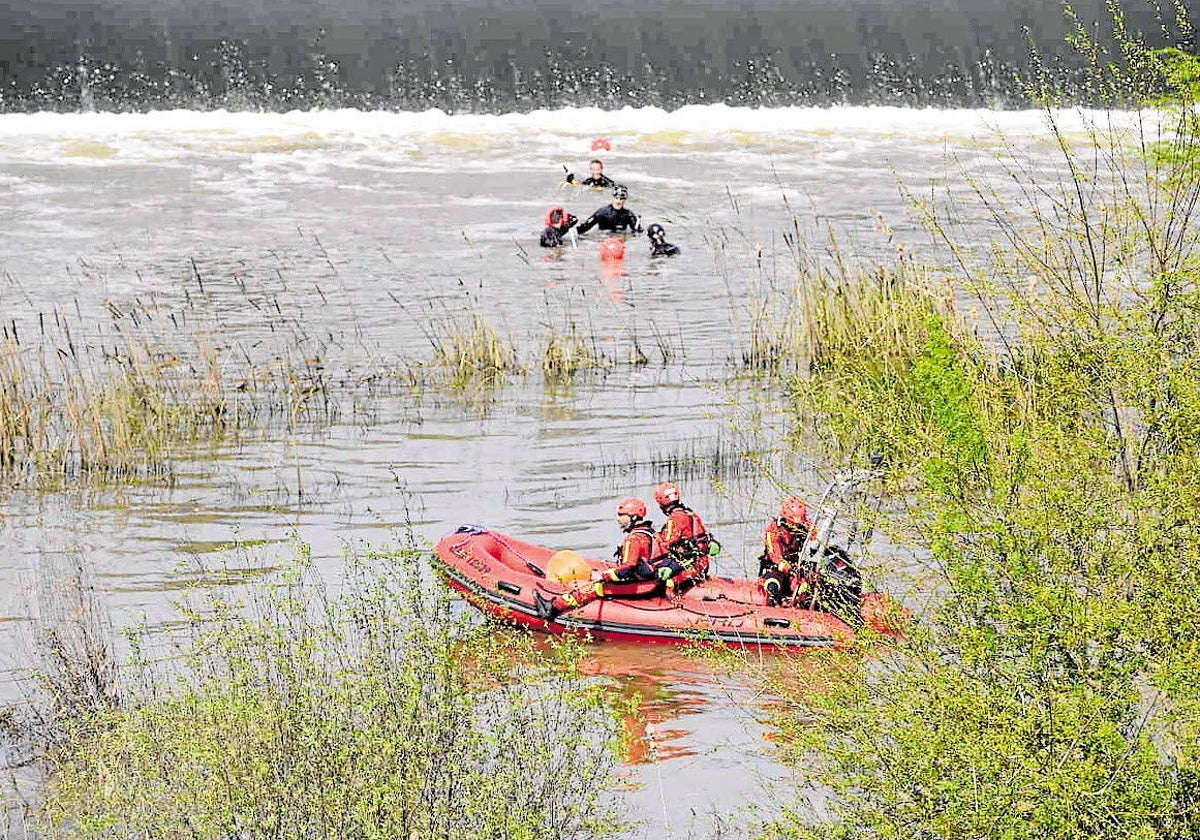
[759,495,863,616]
[535,497,666,620]
[654,482,714,585]
[758,496,819,607]
[539,206,578,248]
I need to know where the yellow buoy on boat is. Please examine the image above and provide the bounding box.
[546,549,592,584]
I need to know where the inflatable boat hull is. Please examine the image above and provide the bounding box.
[434,525,903,649]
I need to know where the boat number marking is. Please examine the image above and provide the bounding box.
[467,556,492,576]
[707,616,744,628]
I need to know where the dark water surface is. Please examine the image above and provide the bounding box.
[2,0,1194,111]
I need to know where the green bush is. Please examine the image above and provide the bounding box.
[41,545,623,840]
[765,5,1200,838]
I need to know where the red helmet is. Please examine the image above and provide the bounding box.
[617,498,647,518]
[780,496,809,526]
[543,206,567,228]
[654,482,681,506]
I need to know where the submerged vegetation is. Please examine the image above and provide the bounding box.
[429,312,523,389]
[30,543,623,839]
[0,283,659,487]
[0,325,234,487]
[542,321,608,387]
[420,308,633,392]
[763,8,1200,838]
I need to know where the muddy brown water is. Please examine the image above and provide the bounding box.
[0,105,1116,836]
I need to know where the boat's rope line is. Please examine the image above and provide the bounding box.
[679,605,759,620]
[600,591,760,620]
[454,525,550,578]
[488,529,563,578]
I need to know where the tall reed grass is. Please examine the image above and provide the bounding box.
[0,305,342,488]
[0,285,360,489]
[739,228,960,377]
[0,334,230,486]
[541,321,608,387]
[415,309,662,395]
[430,313,522,389]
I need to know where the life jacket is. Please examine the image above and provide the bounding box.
[660,504,712,562]
[614,520,662,565]
[763,517,808,568]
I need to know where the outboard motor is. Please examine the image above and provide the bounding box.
[816,545,863,623]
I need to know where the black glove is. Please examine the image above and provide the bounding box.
[566,214,578,229]
[565,172,577,184]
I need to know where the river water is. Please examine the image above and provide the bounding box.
[0,103,1124,836]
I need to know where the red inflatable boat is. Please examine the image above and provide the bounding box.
[433,525,906,649]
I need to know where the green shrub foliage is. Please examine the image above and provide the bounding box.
[42,546,622,840]
[769,7,1200,839]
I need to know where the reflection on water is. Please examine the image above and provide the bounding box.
[572,640,828,838]
[579,642,714,766]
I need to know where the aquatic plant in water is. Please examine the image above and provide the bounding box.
[541,320,608,388]
[0,290,361,490]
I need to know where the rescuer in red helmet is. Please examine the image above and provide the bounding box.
[758,495,819,606]
[654,482,714,585]
[535,497,664,620]
[540,206,578,248]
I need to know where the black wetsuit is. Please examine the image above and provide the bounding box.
[580,174,616,189]
[577,204,641,234]
[567,173,616,189]
[540,214,578,247]
[651,241,681,257]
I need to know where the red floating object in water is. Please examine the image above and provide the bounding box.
[599,237,625,261]
[591,137,612,151]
